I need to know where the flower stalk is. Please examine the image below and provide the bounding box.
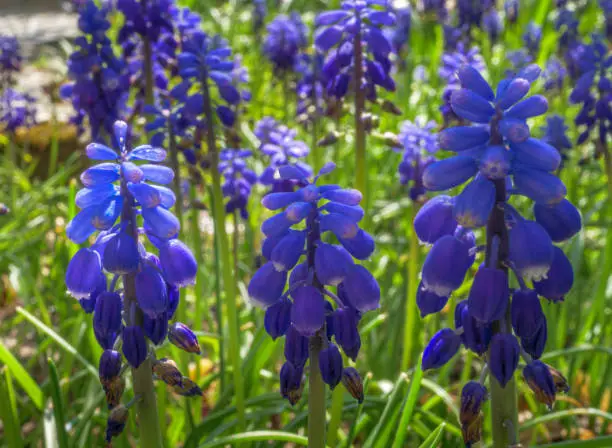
[120,182,163,448]
[401,204,421,371]
[353,30,367,209]
[201,71,246,427]
[486,178,519,447]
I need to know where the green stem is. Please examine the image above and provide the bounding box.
[486,176,519,447]
[308,331,327,448]
[401,204,420,371]
[326,375,344,447]
[121,183,163,448]
[201,73,245,428]
[354,31,367,209]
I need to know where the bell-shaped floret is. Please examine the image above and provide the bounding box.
[102,231,140,274]
[455,301,492,355]
[141,206,180,239]
[319,343,343,389]
[422,328,461,371]
[413,195,457,244]
[264,297,292,340]
[508,219,554,282]
[460,381,488,425]
[467,267,509,323]
[454,175,496,228]
[496,77,530,110]
[333,307,361,361]
[423,156,478,191]
[284,326,309,367]
[280,361,303,405]
[337,228,375,260]
[520,318,547,359]
[533,199,581,242]
[417,281,449,317]
[315,243,354,286]
[513,168,566,205]
[143,312,169,345]
[291,286,326,337]
[66,248,103,299]
[457,65,495,101]
[450,89,496,123]
[93,292,122,349]
[159,239,198,287]
[122,326,148,368]
[262,202,312,237]
[533,246,574,302]
[523,360,556,409]
[505,95,548,119]
[135,265,168,318]
[342,264,380,312]
[421,235,473,297]
[511,138,561,172]
[247,262,287,308]
[478,145,511,180]
[511,289,545,339]
[271,230,306,272]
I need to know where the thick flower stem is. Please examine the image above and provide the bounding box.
[201,73,246,428]
[120,185,163,448]
[486,178,519,448]
[353,30,368,210]
[308,331,327,448]
[401,204,420,371]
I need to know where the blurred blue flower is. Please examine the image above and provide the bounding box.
[0,88,37,132]
[255,117,313,192]
[393,118,439,200]
[524,22,542,56]
[315,0,396,100]
[542,57,568,91]
[0,35,21,82]
[387,6,411,56]
[481,8,504,43]
[249,162,378,401]
[295,53,327,127]
[219,149,258,219]
[541,115,572,159]
[253,0,267,34]
[264,13,308,75]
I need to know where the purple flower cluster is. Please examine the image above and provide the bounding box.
[315,0,396,100]
[439,43,486,125]
[569,35,611,148]
[255,117,312,193]
[61,0,130,140]
[393,118,439,201]
[64,121,201,442]
[248,163,377,403]
[416,64,580,446]
[219,149,257,219]
[263,13,308,75]
[295,53,327,127]
[0,88,37,132]
[0,35,21,84]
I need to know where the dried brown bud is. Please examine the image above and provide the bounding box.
[153,358,183,387]
[104,376,125,409]
[341,367,364,403]
[172,377,203,397]
[381,99,402,115]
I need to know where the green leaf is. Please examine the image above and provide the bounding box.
[417,422,446,448]
[0,369,24,448]
[392,364,424,448]
[47,358,70,448]
[196,430,311,447]
[17,307,98,378]
[535,436,612,448]
[521,408,612,431]
[0,341,44,410]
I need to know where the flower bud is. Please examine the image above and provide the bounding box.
[511,289,545,339]
[172,377,203,397]
[168,322,201,354]
[264,297,291,340]
[547,365,570,394]
[153,358,183,387]
[462,414,484,447]
[122,326,148,368]
[93,292,122,349]
[341,367,364,403]
[513,168,566,205]
[422,328,461,371]
[455,301,492,355]
[381,99,402,115]
[460,381,488,425]
[478,146,511,180]
[143,312,169,345]
[105,405,129,442]
[135,265,168,318]
[291,286,326,337]
[523,360,556,409]
[141,206,180,239]
[333,307,361,361]
[284,326,309,367]
[317,131,341,147]
[99,350,122,387]
[280,361,303,405]
[489,333,520,387]
[104,376,125,409]
[467,267,509,324]
[65,248,103,299]
[79,273,106,313]
[319,343,343,389]
[423,156,478,191]
[102,231,140,274]
[159,239,197,287]
[520,319,547,359]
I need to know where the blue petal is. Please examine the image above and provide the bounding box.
[86,143,118,161]
[128,145,167,162]
[141,165,174,184]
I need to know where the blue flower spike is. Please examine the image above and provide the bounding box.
[417,64,581,446]
[249,162,378,405]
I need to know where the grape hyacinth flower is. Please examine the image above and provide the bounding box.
[219,149,258,219]
[263,14,308,76]
[0,88,37,133]
[542,57,568,91]
[524,22,542,57]
[0,35,21,86]
[253,0,267,35]
[417,63,581,446]
[248,162,377,445]
[569,35,611,151]
[255,117,313,193]
[392,118,439,201]
[315,0,396,201]
[439,43,486,125]
[387,6,412,57]
[482,7,504,43]
[64,120,200,444]
[541,115,572,162]
[295,53,327,131]
[61,0,130,140]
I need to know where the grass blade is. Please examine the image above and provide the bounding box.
[47,358,70,448]
[417,422,446,448]
[0,368,24,448]
[197,430,311,447]
[392,363,424,448]
[0,341,44,410]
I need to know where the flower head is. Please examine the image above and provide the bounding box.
[0,88,37,133]
[249,162,377,404]
[0,34,21,78]
[264,14,307,74]
[219,149,257,218]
